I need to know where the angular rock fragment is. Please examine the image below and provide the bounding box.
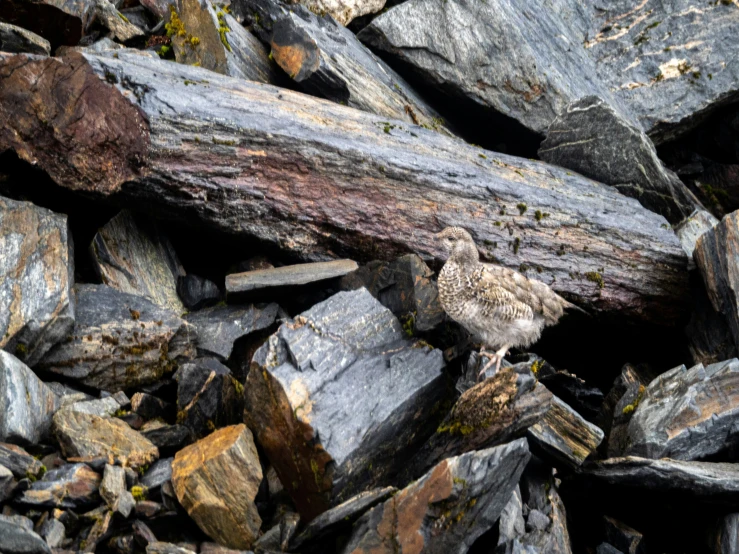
[0,197,74,366]
[597,364,647,458]
[539,96,702,223]
[497,486,525,550]
[185,303,279,360]
[93,0,146,42]
[141,424,191,455]
[171,424,262,549]
[0,52,691,323]
[167,0,282,83]
[0,351,59,445]
[0,21,51,55]
[174,357,242,438]
[358,0,617,136]
[676,209,718,270]
[39,284,195,392]
[147,543,197,554]
[0,518,52,554]
[236,0,452,131]
[57,393,130,418]
[53,411,159,469]
[713,513,739,554]
[624,359,739,460]
[696,212,739,351]
[583,457,739,503]
[0,443,45,480]
[18,464,101,509]
[343,439,531,554]
[82,507,114,552]
[290,487,396,550]
[100,464,126,509]
[39,517,65,548]
[340,254,444,332]
[407,369,551,480]
[140,458,172,493]
[299,0,384,26]
[538,370,603,423]
[604,516,643,554]
[131,393,172,421]
[245,289,449,520]
[91,210,185,315]
[528,395,604,468]
[177,275,220,311]
[0,464,13,502]
[226,260,358,297]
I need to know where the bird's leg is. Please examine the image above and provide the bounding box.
[493,345,509,374]
[478,345,510,381]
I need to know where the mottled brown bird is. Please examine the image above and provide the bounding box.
[436,226,582,378]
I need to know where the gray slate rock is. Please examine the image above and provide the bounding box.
[140,458,172,491]
[146,543,197,554]
[100,464,126,510]
[714,513,739,554]
[0,21,50,55]
[604,516,643,554]
[0,518,52,554]
[244,288,450,520]
[185,303,279,360]
[0,351,59,445]
[0,443,44,480]
[226,260,358,296]
[0,464,13,502]
[91,210,185,314]
[343,439,531,554]
[56,393,130,418]
[498,487,526,549]
[625,359,739,460]
[584,456,739,502]
[0,196,75,366]
[358,0,619,135]
[539,96,702,223]
[177,275,220,311]
[18,463,101,509]
[676,209,719,270]
[38,284,195,392]
[234,0,453,133]
[38,518,65,548]
[596,545,624,554]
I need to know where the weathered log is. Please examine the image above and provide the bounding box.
[0,52,690,322]
[232,0,453,132]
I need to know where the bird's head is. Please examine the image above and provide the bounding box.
[435,226,479,265]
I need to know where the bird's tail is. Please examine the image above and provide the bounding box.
[564,300,590,316]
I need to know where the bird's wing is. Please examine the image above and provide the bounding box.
[470,266,535,322]
[480,264,565,324]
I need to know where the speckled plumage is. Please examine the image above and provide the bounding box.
[436,227,578,372]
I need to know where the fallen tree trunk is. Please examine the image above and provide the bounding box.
[0,52,689,322]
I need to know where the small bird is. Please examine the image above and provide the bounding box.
[435,226,583,378]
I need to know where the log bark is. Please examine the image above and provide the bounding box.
[0,52,690,322]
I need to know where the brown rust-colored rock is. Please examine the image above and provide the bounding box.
[53,411,159,469]
[171,424,262,550]
[0,52,689,323]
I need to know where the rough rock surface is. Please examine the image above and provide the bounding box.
[539,96,702,223]
[172,424,262,550]
[226,260,358,296]
[235,0,452,132]
[0,518,52,554]
[18,463,101,509]
[185,303,279,360]
[538,370,603,424]
[695,211,739,351]
[177,275,220,311]
[0,196,75,367]
[583,456,739,503]
[300,0,384,26]
[244,288,449,520]
[0,21,51,55]
[342,439,531,554]
[528,394,604,468]
[91,210,185,314]
[713,513,739,554]
[0,443,45,479]
[625,359,739,460]
[597,364,647,458]
[167,0,282,84]
[0,351,59,445]
[38,284,195,392]
[675,209,718,270]
[93,0,146,42]
[0,52,691,324]
[340,254,444,332]
[53,411,159,469]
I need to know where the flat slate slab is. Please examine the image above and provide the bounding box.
[226,260,358,295]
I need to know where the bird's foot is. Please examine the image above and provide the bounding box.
[477,346,510,382]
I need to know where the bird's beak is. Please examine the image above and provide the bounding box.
[433,232,443,240]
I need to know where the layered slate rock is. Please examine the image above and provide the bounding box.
[0,351,59,445]
[342,439,531,554]
[696,212,739,351]
[0,196,74,367]
[185,303,279,360]
[244,288,449,520]
[528,395,604,468]
[53,411,159,469]
[39,284,195,392]
[0,22,51,55]
[358,0,618,136]
[0,443,45,479]
[93,0,146,42]
[538,370,603,424]
[226,260,358,297]
[676,209,718,270]
[299,0,384,26]
[539,96,702,223]
[177,275,220,311]
[583,457,739,503]
[91,210,185,315]
[624,359,739,460]
[340,254,444,333]
[18,463,101,509]
[174,358,242,439]
[406,368,551,479]
[0,518,52,554]
[172,424,262,550]
[713,513,739,554]
[597,364,647,458]
[0,52,690,323]
[167,0,283,83]
[235,0,452,132]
